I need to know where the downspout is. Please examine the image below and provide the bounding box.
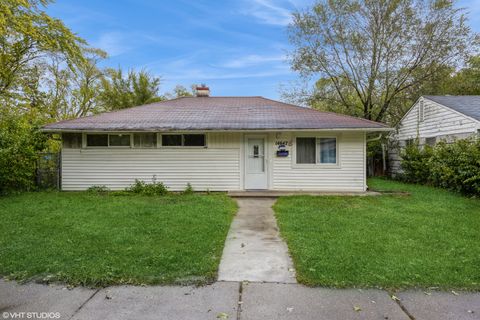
[366,134,386,175]
[366,134,382,143]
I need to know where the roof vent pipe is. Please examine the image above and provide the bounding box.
[195,84,210,97]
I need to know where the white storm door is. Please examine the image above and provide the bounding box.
[245,136,268,189]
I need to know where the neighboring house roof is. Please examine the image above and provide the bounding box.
[42,96,390,132]
[424,95,480,122]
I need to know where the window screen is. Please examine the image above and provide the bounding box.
[184,134,205,146]
[296,137,316,164]
[134,133,156,148]
[162,134,182,146]
[319,138,336,164]
[86,134,108,147]
[419,100,425,122]
[109,134,131,147]
[62,133,82,148]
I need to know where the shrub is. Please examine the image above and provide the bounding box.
[400,142,433,184]
[429,139,480,195]
[183,183,194,195]
[126,178,168,196]
[400,138,480,196]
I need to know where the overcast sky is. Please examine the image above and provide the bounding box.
[47,0,480,99]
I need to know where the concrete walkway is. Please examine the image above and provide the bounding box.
[1,279,479,320]
[217,198,296,283]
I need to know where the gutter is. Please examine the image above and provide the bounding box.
[41,127,394,133]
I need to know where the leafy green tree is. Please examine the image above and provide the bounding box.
[99,68,163,110]
[0,0,86,99]
[0,108,48,194]
[165,84,195,99]
[288,0,477,123]
[444,56,480,95]
[41,48,106,120]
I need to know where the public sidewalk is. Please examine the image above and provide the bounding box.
[1,279,479,320]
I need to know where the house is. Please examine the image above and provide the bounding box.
[389,95,480,174]
[42,87,390,192]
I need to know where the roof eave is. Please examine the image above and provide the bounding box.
[41,127,393,133]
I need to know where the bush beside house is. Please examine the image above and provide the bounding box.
[399,138,480,196]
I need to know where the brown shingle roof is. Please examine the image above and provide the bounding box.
[42,96,390,131]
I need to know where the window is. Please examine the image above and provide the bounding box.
[62,133,82,148]
[162,134,182,146]
[405,139,414,147]
[161,134,206,147]
[87,134,108,147]
[425,137,436,146]
[319,138,337,163]
[109,134,131,147]
[296,137,337,165]
[184,134,205,146]
[296,138,316,164]
[86,134,131,147]
[134,133,156,148]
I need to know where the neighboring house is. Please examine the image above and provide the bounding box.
[42,87,390,192]
[389,95,480,174]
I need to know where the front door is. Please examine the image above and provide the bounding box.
[245,136,268,189]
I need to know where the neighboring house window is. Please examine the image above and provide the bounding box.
[296,137,337,165]
[134,133,156,148]
[62,133,82,148]
[405,139,414,147]
[161,134,206,147]
[425,137,436,146]
[418,100,425,122]
[86,134,131,147]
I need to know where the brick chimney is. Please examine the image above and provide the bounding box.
[195,84,210,97]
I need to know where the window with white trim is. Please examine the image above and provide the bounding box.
[86,134,131,147]
[134,133,156,148]
[161,134,206,147]
[62,133,82,148]
[296,137,337,165]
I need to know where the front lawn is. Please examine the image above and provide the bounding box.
[0,192,237,287]
[274,178,480,290]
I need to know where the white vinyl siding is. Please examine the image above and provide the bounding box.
[271,132,366,192]
[62,148,240,191]
[389,98,480,175]
[63,132,243,191]
[396,98,478,141]
[61,131,367,192]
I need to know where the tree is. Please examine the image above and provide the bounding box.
[41,48,106,120]
[99,68,163,110]
[289,0,477,123]
[0,107,48,193]
[445,55,480,95]
[163,84,195,99]
[0,0,86,99]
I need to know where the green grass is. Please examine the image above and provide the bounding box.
[0,192,237,287]
[274,178,480,290]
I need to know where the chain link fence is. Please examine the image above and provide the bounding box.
[36,152,61,190]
